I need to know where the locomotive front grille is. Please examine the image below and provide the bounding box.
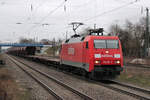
[94,65,123,72]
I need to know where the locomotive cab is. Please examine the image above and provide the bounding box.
[82,29,123,79]
[84,36,123,79]
[93,38,123,70]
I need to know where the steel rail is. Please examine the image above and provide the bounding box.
[110,80,150,95]
[126,63,150,69]
[8,55,63,100]
[9,54,150,100]
[96,82,150,100]
[9,55,94,100]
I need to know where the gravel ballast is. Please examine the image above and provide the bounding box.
[15,55,137,100]
[6,55,56,100]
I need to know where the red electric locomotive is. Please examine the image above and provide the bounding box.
[60,28,123,79]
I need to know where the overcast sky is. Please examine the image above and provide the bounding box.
[0,0,150,43]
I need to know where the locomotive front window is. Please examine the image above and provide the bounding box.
[94,40,106,48]
[107,40,119,49]
[94,40,119,49]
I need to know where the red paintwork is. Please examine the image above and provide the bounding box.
[60,36,123,72]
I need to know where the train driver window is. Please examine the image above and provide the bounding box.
[86,42,88,49]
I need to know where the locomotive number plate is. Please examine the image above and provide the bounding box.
[103,61,113,64]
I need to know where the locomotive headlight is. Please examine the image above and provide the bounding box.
[94,54,101,58]
[114,54,120,58]
[95,60,100,64]
[115,60,120,64]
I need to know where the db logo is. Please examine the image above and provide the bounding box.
[68,48,75,55]
[101,54,113,57]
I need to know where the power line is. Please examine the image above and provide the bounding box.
[36,1,66,23]
[69,0,93,8]
[27,0,48,19]
[84,0,139,22]
[25,0,67,34]
[114,0,129,3]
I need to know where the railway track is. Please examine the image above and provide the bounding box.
[126,63,150,69]
[110,80,150,95]
[62,70,150,100]
[97,80,150,100]
[7,55,94,100]
[9,55,150,100]
[66,71,150,100]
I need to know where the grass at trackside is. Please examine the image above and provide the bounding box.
[117,71,150,88]
[0,67,32,100]
[0,54,32,100]
[118,57,150,89]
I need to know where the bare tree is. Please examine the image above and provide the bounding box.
[40,39,51,45]
[19,38,36,43]
[109,19,145,57]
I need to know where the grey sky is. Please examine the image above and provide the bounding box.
[0,0,149,43]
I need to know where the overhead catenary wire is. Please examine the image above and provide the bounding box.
[69,0,93,8]
[26,0,49,21]
[24,0,141,39]
[25,0,67,34]
[114,0,130,3]
[84,0,140,22]
[26,0,139,34]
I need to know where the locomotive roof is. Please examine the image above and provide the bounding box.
[86,36,119,40]
[64,35,119,44]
